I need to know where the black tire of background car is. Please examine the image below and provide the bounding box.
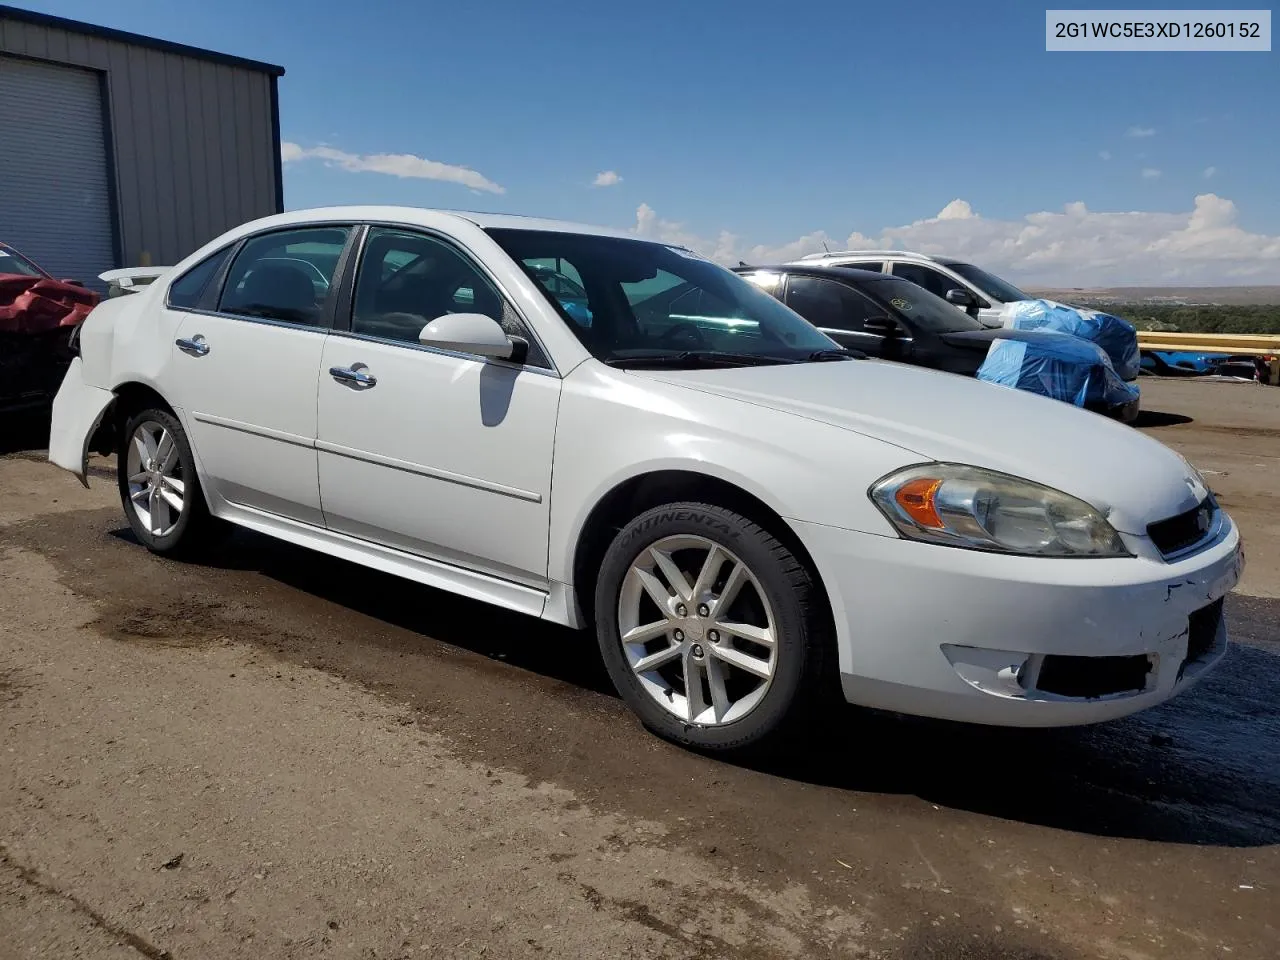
[116,407,221,558]
[593,501,835,756]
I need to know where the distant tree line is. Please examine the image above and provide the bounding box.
[1107,304,1280,335]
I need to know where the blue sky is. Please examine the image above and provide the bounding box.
[20,0,1280,284]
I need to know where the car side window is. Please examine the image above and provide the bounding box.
[891,263,961,300]
[166,246,233,309]
[351,227,550,368]
[784,276,884,333]
[843,260,884,274]
[218,227,350,327]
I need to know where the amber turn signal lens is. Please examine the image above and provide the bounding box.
[894,477,944,529]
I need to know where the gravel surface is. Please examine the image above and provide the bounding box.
[2,377,1277,959]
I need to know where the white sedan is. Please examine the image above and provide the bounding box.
[48,207,1243,754]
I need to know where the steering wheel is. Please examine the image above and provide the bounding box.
[657,321,708,349]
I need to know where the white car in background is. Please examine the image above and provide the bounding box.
[792,249,1036,328]
[48,207,1242,754]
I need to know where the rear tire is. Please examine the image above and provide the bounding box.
[594,502,833,755]
[117,407,220,557]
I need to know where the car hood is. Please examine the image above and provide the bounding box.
[631,361,1206,534]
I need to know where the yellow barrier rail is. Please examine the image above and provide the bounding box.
[1137,331,1280,356]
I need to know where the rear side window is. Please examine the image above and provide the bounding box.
[892,263,962,299]
[166,247,232,308]
[218,227,351,327]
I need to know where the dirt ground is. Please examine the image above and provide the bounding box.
[1,377,1277,960]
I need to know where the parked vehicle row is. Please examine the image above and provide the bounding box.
[48,206,1241,756]
[788,249,1142,415]
[796,249,1052,327]
[732,265,1139,420]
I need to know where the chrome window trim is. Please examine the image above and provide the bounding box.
[162,305,331,334]
[324,328,562,379]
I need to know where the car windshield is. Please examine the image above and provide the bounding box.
[941,261,1030,304]
[0,245,46,278]
[485,229,840,366]
[857,276,986,333]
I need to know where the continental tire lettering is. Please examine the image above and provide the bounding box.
[619,506,743,549]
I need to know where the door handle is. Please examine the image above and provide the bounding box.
[329,364,377,389]
[175,335,210,357]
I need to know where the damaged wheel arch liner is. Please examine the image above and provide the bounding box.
[47,361,169,487]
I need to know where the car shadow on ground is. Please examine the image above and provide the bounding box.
[113,522,1280,849]
[1133,409,1194,428]
[763,642,1280,848]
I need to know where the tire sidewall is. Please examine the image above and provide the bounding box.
[117,407,201,554]
[594,503,814,752]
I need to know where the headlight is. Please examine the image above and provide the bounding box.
[869,463,1130,558]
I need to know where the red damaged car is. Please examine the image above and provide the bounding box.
[1,242,100,414]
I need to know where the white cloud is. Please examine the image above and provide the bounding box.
[592,170,622,187]
[629,194,1280,285]
[1126,126,1156,138]
[1099,150,1111,161]
[935,199,975,220]
[1141,168,1162,179]
[1204,166,1217,179]
[281,141,504,194]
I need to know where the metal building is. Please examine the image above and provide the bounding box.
[0,5,283,289]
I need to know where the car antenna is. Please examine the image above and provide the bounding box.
[822,240,830,253]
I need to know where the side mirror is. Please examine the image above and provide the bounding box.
[862,316,898,336]
[945,288,974,307]
[419,312,526,362]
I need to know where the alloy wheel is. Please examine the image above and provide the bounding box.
[124,419,186,538]
[617,535,777,725]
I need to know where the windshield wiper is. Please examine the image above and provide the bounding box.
[603,351,798,369]
[807,348,864,361]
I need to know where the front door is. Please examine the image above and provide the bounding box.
[315,226,561,587]
[783,274,906,359]
[167,225,353,525]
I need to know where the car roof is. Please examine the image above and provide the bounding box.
[733,264,893,281]
[235,205,639,241]
[794,249,966,267]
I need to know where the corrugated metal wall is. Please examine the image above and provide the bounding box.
[0,13,280,270]
[0,55,116,288]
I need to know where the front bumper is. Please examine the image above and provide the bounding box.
[793,515,1243,727]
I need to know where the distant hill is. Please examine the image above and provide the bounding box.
[1025,285,1280,307]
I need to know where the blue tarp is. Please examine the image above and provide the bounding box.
[977,332,1141,410]
[1003,299,1141,381]
[1140,350,1229,375]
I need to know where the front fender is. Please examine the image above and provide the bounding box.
[48,357,115,487]
[546,365,911,587]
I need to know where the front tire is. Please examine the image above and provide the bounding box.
[594,502,832,755]
[117,407,218,557]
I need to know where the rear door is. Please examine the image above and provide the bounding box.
[167,225,354,526]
